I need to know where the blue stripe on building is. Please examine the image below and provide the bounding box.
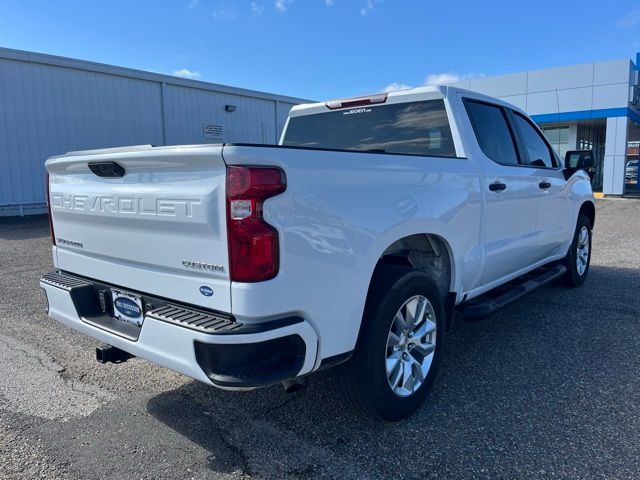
[531,108,640,125]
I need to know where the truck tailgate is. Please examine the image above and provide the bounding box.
[46,145,231,312]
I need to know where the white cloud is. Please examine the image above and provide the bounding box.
[382,82,412,93]
[251,2,263,14]
[360,0,382,17]
[424,72,485,85]
[172,68,201,79]
[381,72,484,92]
[424,72,463,85]
[617,9,640,28]
[325,0,335,5]
[188,0,199,8]
[212,5,237,19]
[275,0,293,11]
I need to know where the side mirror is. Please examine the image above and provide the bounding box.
[565,150,594,171]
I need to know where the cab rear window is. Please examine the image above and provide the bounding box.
[283,100,456,157]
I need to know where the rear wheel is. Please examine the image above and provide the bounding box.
[563,213,592,287]
[335,265,445,421]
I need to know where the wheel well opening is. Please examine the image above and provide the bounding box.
[376,234,453,298]
[580,201,595,228]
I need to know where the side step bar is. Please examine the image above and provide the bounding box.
[461,264,567,321]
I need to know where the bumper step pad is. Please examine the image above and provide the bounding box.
[41,270,302,336]
[146,304,302,335]
[145,305,241,334]
[41,271,92,290]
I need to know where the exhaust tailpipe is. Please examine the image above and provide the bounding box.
[282,378,305,394]
[96,344,134,364]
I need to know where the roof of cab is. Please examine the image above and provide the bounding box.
[287,84,526,117]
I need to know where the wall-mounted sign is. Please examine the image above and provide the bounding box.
[203,123,223,140]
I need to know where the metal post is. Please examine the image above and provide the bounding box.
[160,82,167,146]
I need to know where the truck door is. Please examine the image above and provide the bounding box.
[508,111,573,262]
[463,99,540,286]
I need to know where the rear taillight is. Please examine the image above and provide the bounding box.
[226,166,286,282]
[45,173,55,245]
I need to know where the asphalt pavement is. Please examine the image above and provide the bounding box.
[1,199,639,479]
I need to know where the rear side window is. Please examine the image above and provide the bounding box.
[282,100,456,157]
[464,100,518,165]
[511,112,557,168]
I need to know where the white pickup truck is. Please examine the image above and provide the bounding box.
[41,86,595,420]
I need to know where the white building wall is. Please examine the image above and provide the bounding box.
[453,59,634,117]
[568,125,578,150]
[0,48,309,216]
[603,117,629,195]
[163,84,278,145]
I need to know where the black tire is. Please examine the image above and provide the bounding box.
[563,213,592,287]
[334,265,445,421]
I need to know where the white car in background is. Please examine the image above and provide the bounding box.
[41,86,595,420]
[626,160,638,183]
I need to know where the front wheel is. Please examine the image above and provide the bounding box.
[563,213,592,287]
[334,265,445,421]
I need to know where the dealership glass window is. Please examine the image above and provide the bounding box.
[542,126,570,159]
[626,159,639,191]
[577,122,606,191]
[624,140,639,192]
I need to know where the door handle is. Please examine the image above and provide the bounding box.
[489,182,507,192]
[539,181,551,189]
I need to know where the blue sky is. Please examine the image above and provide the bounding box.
[1,0,639,100]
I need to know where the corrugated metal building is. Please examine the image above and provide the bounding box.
[0,48,309,216]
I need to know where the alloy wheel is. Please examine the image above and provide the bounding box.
[385,295,437,397]
[576,226,590,276]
